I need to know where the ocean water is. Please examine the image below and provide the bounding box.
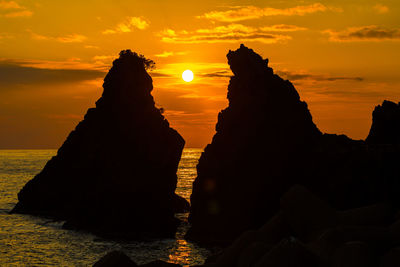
[0,148,210,266]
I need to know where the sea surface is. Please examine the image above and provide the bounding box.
[0,148,210,266]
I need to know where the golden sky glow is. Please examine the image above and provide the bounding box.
[0,0,400,148]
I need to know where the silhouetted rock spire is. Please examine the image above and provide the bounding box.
[187,44,321,243]
[12,50,187,238]
[366,100,400,145]
[187,45,400,245]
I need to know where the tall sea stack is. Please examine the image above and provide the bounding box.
[12,50,187,238]
[188,45,322,243]
[187,45,400,244]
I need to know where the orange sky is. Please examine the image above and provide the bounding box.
[0,0,400,148]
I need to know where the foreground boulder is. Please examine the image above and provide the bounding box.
[12,50,187,238]
[203,185,400,267]
[188,44,400,244]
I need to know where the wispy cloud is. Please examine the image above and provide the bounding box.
[373,4,389,14]
[0,58,107,71]
[102,16,149,34]
[0,0,32,17]
[0,60,105,87]
[199,70,232,78]
[4,9,32,17]
[29,30,87,43]
[0,32,13,39]
[260,24,307,32]
[154,51,188,58]
[158,24,302,44]
[84,45,100,49]
[92,55,114,61]
[276,70,364,82]
[197,3,338,22]
[92,55,115,67]
[56,34,87,43]
[0,0,22,9]
[325,26,400,42]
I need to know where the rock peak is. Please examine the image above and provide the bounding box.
[114,49,155,72]
[366,100,400,145]
[227,44,271,77]
[98,50,156,108]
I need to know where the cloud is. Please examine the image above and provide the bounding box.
[0,32,13,39]
[29,31,87,43]
[91,55,115,67]
[0,0,22,9]
[158,24,299,44]
[0,60,105,87]
[197,3,338,22]
[200,70,232,78]
[102,16,149,34]
[154,51,188,58]
[260,24,307,32]
[0,58,106,70]
[56,34,87,43]
[4,10,32,17]
[374,4,389,14]
[161,33,291,44]
[92,55,114,61]
[325,26,400,42]
[84,45,100,49]
[276,70,364,82]
[148,71,172,77]
[0,0,32,17]
[158,29,176,37]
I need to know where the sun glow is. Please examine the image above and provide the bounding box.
[182,70,194,82]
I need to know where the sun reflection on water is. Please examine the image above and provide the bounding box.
[166,148,211,266]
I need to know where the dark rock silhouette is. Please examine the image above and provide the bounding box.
[12,50,187,238]
[366,100,400,145]
[202,185,400,267]
[187,44,400,244]
[188,44,321,243]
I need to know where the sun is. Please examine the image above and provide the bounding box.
[182,70,194,82]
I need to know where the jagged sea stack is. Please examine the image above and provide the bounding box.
[188,45,400,244]
[187,45,322,243]
[12,50,187,238]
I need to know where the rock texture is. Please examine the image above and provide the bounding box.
[12,50,187,238]
[188,44,400,244]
